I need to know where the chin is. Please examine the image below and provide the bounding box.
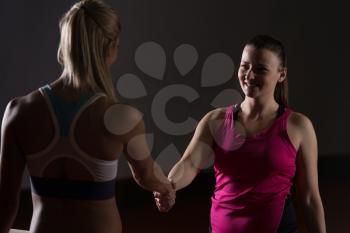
[243,89,259,98]
[245,93,258,99]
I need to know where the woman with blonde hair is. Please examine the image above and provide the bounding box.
[0,1,174,233]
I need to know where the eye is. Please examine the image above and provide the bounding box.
[254,67,268,74]
[240,64,249,70]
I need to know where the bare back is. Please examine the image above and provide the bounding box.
[15,82,124,233]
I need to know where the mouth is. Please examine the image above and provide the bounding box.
[244,82,258,87]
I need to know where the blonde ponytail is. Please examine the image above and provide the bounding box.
[57,0,121,101]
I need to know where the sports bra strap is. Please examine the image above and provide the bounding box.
[40,84,100,137]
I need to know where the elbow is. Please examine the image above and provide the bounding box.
[298,195,327,233]
[302,192,323,206]
[298,192,325,215]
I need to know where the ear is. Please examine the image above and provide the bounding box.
[278,67,287,83]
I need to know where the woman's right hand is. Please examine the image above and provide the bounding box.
[153,179,176,212]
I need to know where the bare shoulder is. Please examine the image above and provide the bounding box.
[102,100,144,137]
[104,101,143,123]
[2,97,21,125]
[288,111,315,132]
[202,107,227,123]
[287,111,317,151]
[2,90,43,127]
[194,107,228,137]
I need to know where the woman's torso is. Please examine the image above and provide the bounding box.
[210,104,299,233]
[16,82,123,233]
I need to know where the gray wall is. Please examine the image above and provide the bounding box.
[0,0,349,183]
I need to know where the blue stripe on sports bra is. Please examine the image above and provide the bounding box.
[30,176,116,200]
[41,84,96,137]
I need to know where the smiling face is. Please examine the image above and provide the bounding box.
[238,45,286,99]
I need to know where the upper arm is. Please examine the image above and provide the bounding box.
[292,113,320,204]
[180,109,219,171]
[121,106,150,159]
[0,98,26,205]
[105,103,153,178]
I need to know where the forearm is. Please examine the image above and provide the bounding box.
[293,194,308,233]
[301,196,327,233]
[134,162,172,193]
[168,158,199,191]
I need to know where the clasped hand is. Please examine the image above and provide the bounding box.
[153,179,176,212]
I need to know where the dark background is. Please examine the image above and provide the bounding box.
[0,0,349,232]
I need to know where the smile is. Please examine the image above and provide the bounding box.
[244,83,258,87]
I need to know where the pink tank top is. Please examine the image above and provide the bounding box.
[210,105,297,233]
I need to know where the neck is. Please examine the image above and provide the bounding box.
[240,96,279,120]
[53,74,91,91]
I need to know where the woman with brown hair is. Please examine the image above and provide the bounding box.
[156,35,327,233]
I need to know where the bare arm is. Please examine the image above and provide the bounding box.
[168,110,218,191]
[292,114,327,233]
[114,105,173,195]
[0,99,26,233]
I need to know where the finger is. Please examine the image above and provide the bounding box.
[158,191,176,200]
[155,201,164,211]
[157,202,170,212]
[157,199,169,207]
[159,204,171,212]
[161,204,173,212]
[159,200,171,207]
[153,192,161,198]
[157,198,171,207]
[159,199,175,209]
[156,195,172,202]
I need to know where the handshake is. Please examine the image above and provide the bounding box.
[153,179,177,213]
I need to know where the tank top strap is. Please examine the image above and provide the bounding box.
[222,104,235,129]
[279,107,293,133]
[39,84,104,137]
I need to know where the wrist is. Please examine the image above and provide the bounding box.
[170,180,176,191]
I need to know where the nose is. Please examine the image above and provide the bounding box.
[245,68,255,81]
